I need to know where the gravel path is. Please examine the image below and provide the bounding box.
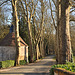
[0,55,56,75]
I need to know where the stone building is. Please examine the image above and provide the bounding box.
[0,25,28,62]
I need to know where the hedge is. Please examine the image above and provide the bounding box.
[50,62,75,75]
[19,60,27,65]
[0,60,15,68]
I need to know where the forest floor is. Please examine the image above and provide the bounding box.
[0,55,56,75]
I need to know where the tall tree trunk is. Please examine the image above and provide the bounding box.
[40,0,45,57]
[57,0,61,64]
[12,0,20,65]
[55,0,58,64]
[27,22,33,62]
[36,43,40,59]
[25,0,34,62]
[58,0,71,64]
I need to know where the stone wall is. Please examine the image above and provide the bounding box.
[0,46,16,61]
[0,46,28,62]
[54,68,75,75]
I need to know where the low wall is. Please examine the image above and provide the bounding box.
[54,68,75,75]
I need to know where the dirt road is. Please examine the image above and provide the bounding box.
[0,55,56,75]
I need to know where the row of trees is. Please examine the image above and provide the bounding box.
[51,0,75,64]
[0,0,56,65]
[0,0,75,65]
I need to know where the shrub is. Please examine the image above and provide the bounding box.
[50,68,54,75]
[19,60,27,65]
[33,56,36,61]
[50,62,75,75]
[73,56,75,63]
[0,60,15,68]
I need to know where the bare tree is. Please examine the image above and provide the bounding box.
[12,0,20,65]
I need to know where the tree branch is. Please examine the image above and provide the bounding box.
[49,0,57,30]
[19,0,27,20]
[52,0,57,9]
[0,0,11,6]
[70,9,75,13]
[29,1,34,22]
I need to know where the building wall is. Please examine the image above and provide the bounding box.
[19,46,28,62]
[0,46,28,61]
[0,46,28,62]
[19,46,25,60]
[26,46,28,62]
[0,46,16,61]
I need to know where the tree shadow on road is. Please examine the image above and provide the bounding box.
[0,72,49,75]
[29,61,56,66]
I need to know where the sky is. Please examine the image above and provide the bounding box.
[0,0,12,25]
[0,0,75,26]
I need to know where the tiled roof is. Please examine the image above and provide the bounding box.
[0,32,28,46]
